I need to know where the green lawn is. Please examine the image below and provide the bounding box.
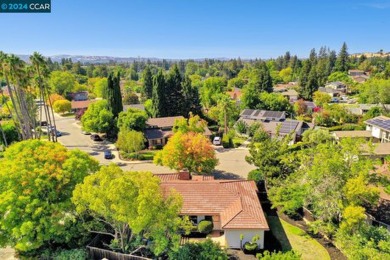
[267,216,330,260]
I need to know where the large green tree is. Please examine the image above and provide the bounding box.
[72,164,185,255]
[182,75,202,116]
[49,71,76,96]
[0,140,99,254]
[116,129,145,154]
[117,108,148,131]
[81,100,114,134]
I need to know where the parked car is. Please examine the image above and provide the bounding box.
[91,134,103,141]
[104,150,113,159]
[213,136,221,145]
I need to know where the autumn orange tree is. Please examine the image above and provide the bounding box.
[154,131,218,174]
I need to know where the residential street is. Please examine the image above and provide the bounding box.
[54,115,256,178]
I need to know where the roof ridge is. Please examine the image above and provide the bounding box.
[221,197,243,228]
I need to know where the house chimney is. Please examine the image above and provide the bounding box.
[178,171,190,180]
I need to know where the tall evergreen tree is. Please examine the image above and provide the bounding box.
[182,76,202,117]
[327,50,337,75]
[142,66,153,99]
[151,69,167,117]
[106,72,123,118]
[256,61,273,93]
[336,42,349,72]
[165,64,185,116]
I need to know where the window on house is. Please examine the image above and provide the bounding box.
[205,216,213,221]
[189,216,198,224]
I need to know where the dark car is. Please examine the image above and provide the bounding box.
[91,134,103,141]
[104,150,113,159]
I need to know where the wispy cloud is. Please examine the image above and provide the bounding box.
[361,2,390,9]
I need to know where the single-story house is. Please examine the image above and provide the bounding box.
[71,100,95,113]
[352,75,369,83]
[281,89,299,102]
[318,87,342,98]
[156,172,269,249]
[348,70,366,77]
[144,116,212,148]
[365,116,390,143]
[332,130,373,142]
[238,109,313,143]
[325,82,347,93]
[67,91,88,101]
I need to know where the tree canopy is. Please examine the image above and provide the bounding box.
[81,100,114,133]
[154,132,218,174]
[72,164,185,256]
[0,140,99,254]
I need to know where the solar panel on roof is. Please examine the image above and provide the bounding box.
[253,110,261,117]
[242,109,254,116]
[279,121,299,133]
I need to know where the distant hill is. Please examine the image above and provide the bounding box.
[16,54,229,64]
[351,52,390,58]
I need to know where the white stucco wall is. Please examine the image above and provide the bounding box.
[224,229,265,249]
[372,127,381,139]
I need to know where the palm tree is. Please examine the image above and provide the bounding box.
[0,52,26,139]
[7,54,34,139]
[30,52,57,142]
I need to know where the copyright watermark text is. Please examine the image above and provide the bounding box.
[0,0,51,13]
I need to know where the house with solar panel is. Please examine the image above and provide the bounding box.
[365,116,390,143]
[237,109,313,143]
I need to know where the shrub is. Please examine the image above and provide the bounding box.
[249,122,262,137]
[385,185,390,195]
[198,220,213,234]
[53,249,87,260]
[236,120,247,134]
[248,169,264,183]
[253,129,270,142]
[244,241,258,252]
[222,135,233,148]
[123,92,140,105]
[168,239,228,260]
[257,250,301,260]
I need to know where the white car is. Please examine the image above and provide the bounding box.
[213,136,221,145]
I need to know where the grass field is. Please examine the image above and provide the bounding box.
[267,216,330,260]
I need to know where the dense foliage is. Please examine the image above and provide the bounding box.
[0,140,99,255]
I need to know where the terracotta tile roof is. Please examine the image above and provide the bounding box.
[71,100,94,109]
[147,116,184,128]
[157,175,269,230]
[227,87,242,100]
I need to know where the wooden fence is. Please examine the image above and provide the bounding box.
[86,246,151,260]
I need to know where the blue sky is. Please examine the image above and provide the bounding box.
[1,0,389,59]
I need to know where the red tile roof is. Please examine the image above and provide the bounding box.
[156,174,269,230]
[71,100,94,110]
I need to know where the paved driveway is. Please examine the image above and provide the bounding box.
[54,115,255,178]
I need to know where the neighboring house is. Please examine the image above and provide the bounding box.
[318,87,342,98]
[238,109,313,143]
[123,104,145,111]
[281,89,298,103]
[156,172,269,249]
[332,130,373,142]
[67,91,89,101]
[352,75,369,83]
[227,87,242,101]
[71,100,94,113]
[348,70,366,76]
[304,101,316,113]
[365,116,390,143]
[144,116,212,148]
[346,104,390,116]
[325,82,347,93]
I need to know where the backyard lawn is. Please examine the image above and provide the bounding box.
[267,216,330,260]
